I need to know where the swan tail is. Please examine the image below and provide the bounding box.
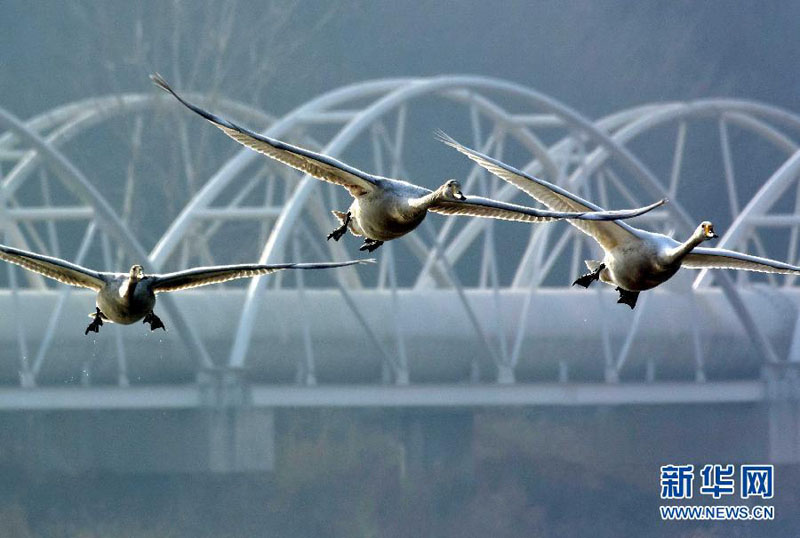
[331,210,348,224]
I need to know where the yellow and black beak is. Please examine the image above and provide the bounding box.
[704,224,718,239]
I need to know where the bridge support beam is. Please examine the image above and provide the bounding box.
[765,363,800,463]
[401,409,474,478]
[198,369,275,473]
[206,406,274,473]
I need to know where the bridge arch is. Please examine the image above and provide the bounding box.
[2,76,800,387]
[0,95,278,385]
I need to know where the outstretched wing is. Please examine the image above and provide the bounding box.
[0,243,106,290]
[150,259,375,293]
[151,74,379,197]
[437,131,663,250]
[429,195,664,223]
[682,247,800,274]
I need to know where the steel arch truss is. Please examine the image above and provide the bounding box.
[149,76,800,384]
[0,94,278,386]
[4,77,800,388]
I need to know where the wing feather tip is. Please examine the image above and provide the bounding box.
[149,72,172,94]
[434,129,458,147]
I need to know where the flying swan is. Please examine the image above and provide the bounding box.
[438,132,800,309]
[0,243,373,334]
[151,74,665,252]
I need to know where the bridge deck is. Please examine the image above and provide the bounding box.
[0,381,766,410]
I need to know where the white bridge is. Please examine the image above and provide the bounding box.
[2,76,800,470]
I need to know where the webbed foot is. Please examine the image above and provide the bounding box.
[327,211,351,241]
[359,239,384,252]
[85,307,104,335]
[573,263,605,288]
[143,312,166,331]
[615,287,640,309]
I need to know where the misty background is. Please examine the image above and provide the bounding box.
[3,2,799,120]
[1,1,799,537]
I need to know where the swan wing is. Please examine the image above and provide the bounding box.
[429,195,664,223]
[0,243,106,290]
[151,74,378,197]
[150,259,374,293]
[437,131,657,250]
[682,247,800,274]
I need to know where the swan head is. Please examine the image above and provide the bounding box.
[699,221,718,240]
[129,264,144,281]
[440,179,466,201]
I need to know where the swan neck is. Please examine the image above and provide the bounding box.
[409,191,439,210]
[120,278,138,300]
[669,229,705,263]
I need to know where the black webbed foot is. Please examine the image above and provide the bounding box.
[85,307,104,335]
[326,229,346,241]
[143,312,166,331]
[572,263,605,288]
[615,287,640,309]
[326,211,351,242]
[573,272,598,288]
[359,239,384,252]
